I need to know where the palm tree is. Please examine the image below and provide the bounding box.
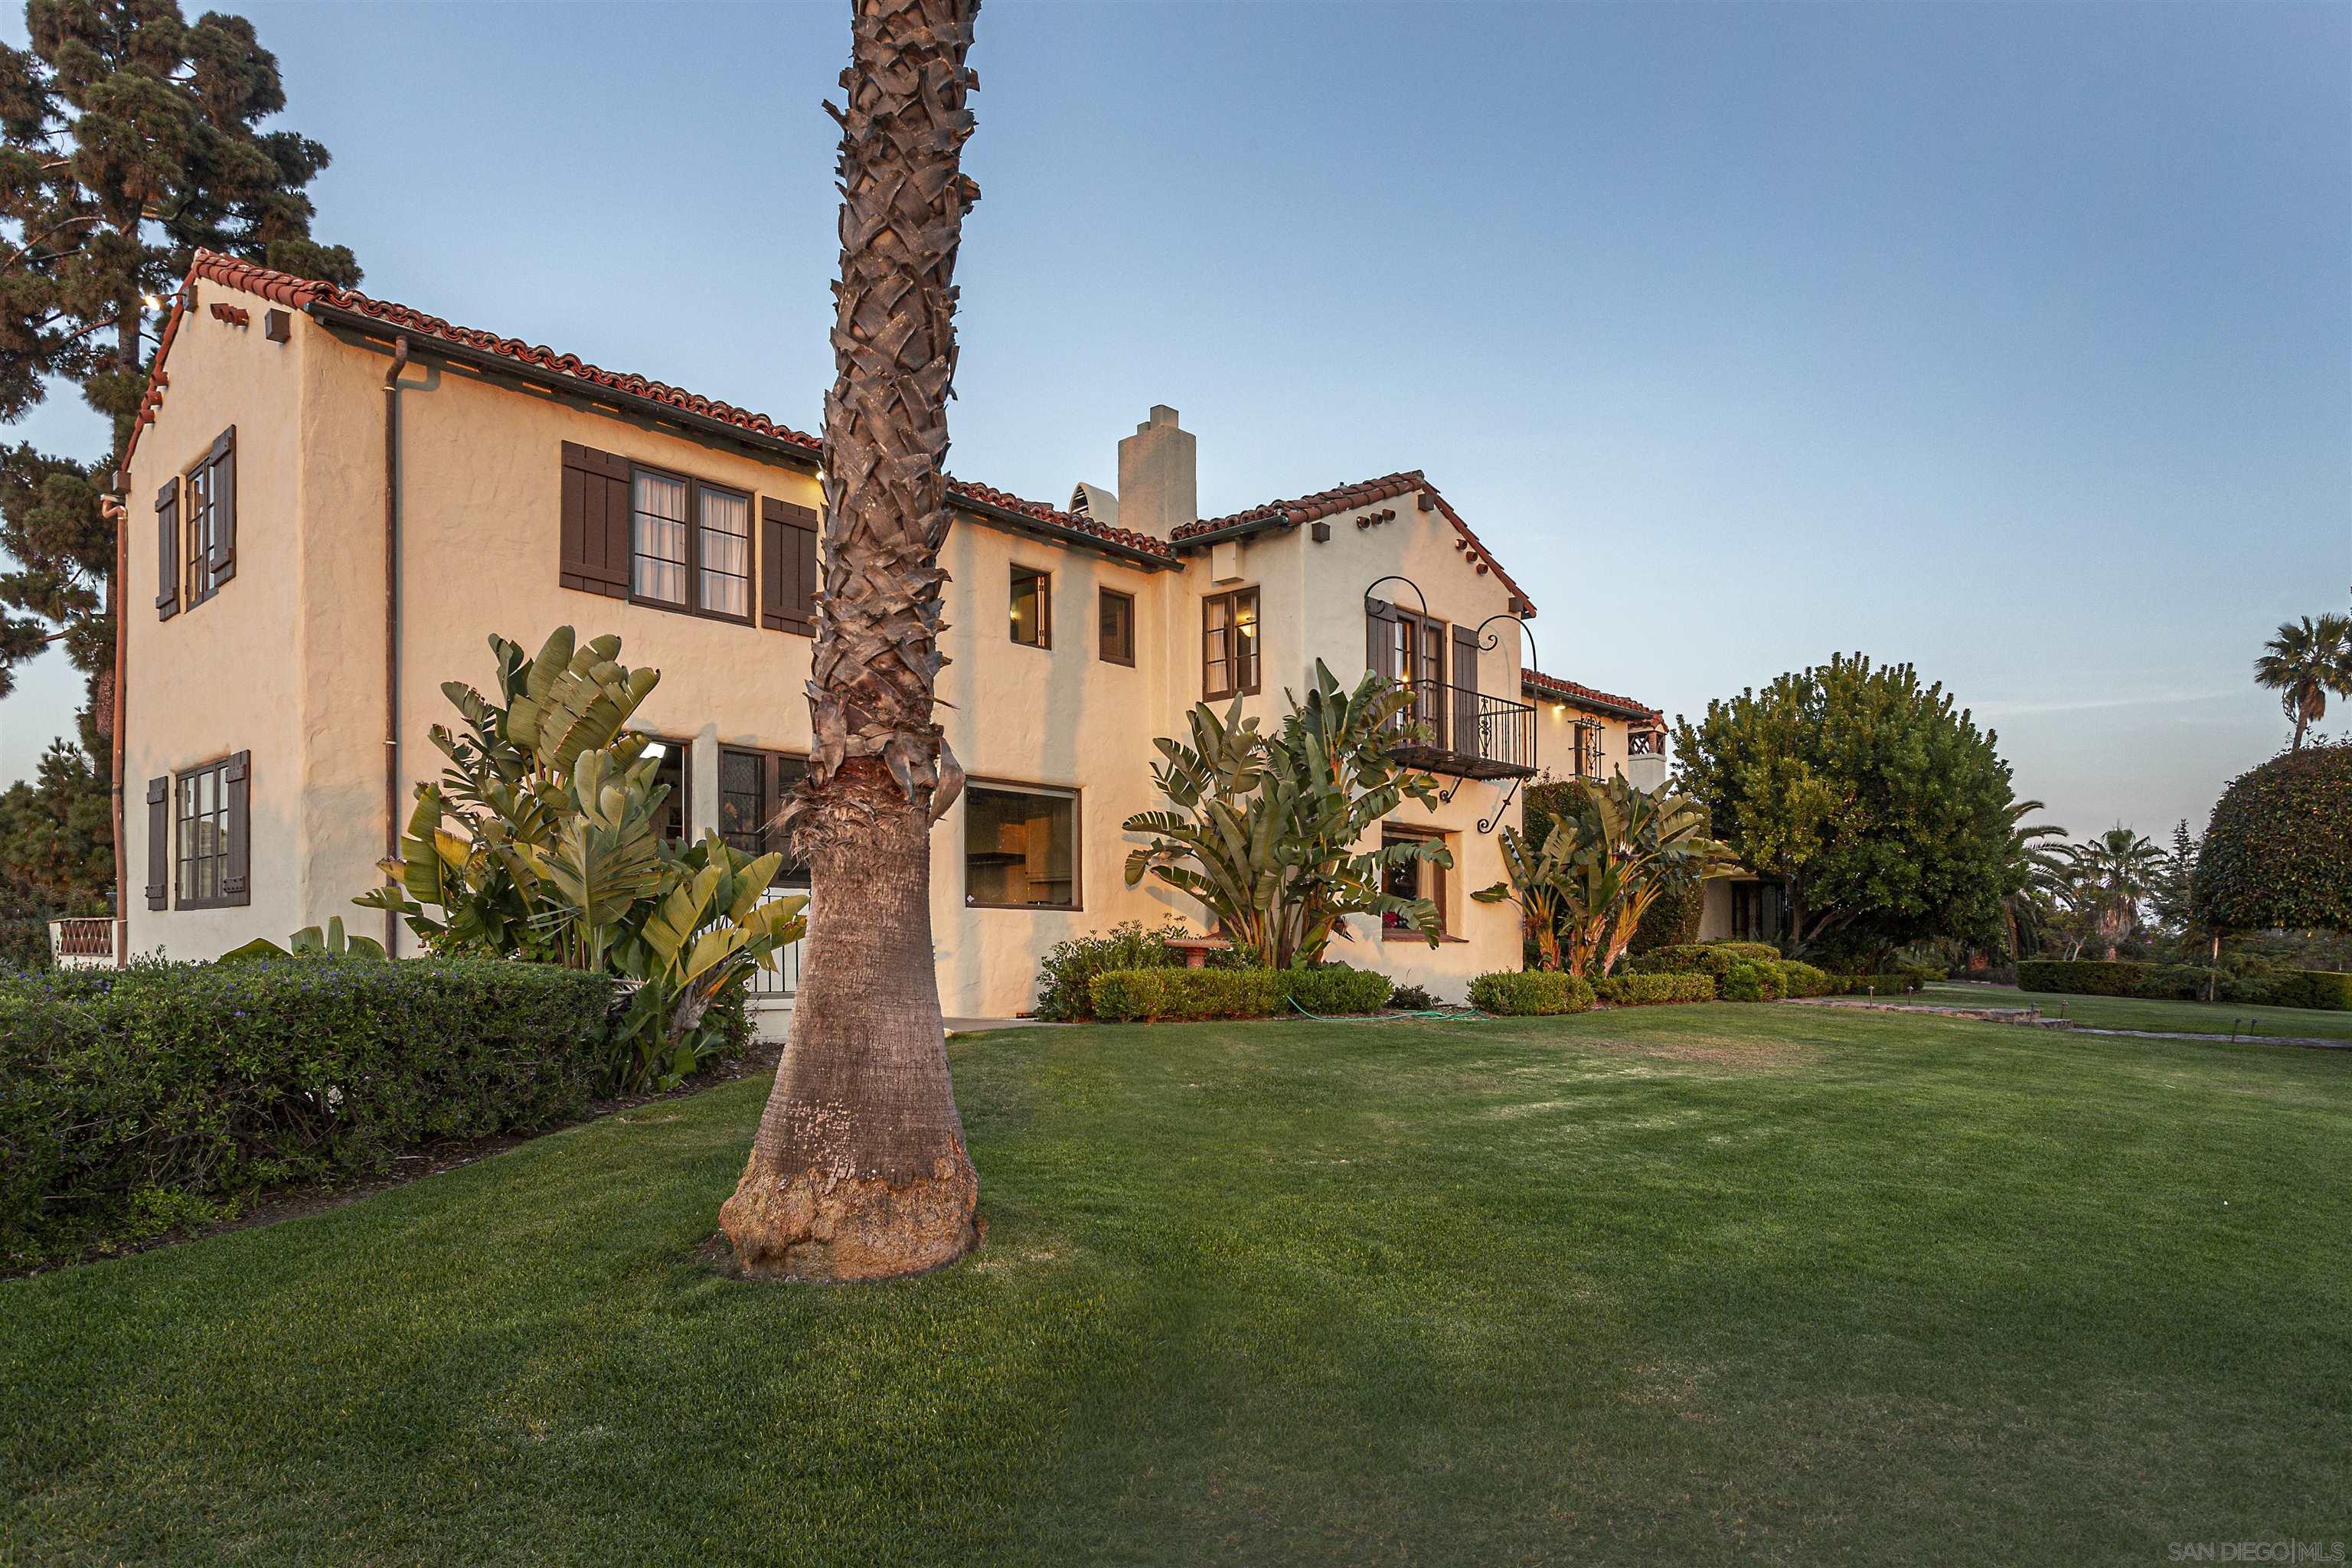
[2255,612,2352,750]
[1997,797,2069,964]
[720,0,981,1282]
[2068,827,2164,962]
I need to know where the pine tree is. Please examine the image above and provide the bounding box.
[0,0,354,918]
[0,0,358,698]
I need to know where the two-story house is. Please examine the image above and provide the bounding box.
[101,252,1670,1020]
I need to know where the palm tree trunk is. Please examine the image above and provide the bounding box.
[720,0,981,1282]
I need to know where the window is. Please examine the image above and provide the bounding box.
[1380,824,1447,937]
[645,739,691,844]
[1203,586,1260,700]
[1098,587,1135,666]
[697,485,751,618]
[1011,565,1051,648]
[629,465,754,621]
[965,782,1078,909]
[183,460,217,609]
[172,753,248,910]
[172,429,235,612]
[719,747,810,887]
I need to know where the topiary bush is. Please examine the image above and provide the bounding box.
[1,956,616,1263]
[1284,964,1395,1017]
[2194,742,2352,934]
[1087,968,1290,1024]
[1720,960,1784,1002]
[1468,970,1596,1016]
[1593,972,1718,1006]
[1770,959,1831,998]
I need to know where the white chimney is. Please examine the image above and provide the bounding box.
[1116,405,1195,540]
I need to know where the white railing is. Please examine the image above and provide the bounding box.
[748,890,805,1002]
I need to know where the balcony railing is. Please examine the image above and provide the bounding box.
[48,917,117,968]
[1386,680,1538,780]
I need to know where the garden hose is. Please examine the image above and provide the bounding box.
[1285,997,1488,1023]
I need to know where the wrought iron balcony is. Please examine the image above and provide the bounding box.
[1385,680,1538,780]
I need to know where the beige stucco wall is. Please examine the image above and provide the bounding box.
[122,273,1615,1014]
[121,293,309,961]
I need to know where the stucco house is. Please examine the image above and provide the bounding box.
[99,251,1670,1021]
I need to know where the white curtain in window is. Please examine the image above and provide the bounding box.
[698,487,750,616]
[632,472,689,603]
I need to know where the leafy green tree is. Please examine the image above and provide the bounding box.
[0,733,109,908]
[2254,612,2352,752]
[0,0,357,704]
[2194,742,2352,935]
[1671,653,2016,957]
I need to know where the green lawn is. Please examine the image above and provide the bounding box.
[5,1005,2348,1565]
[1905,980,2352,1040]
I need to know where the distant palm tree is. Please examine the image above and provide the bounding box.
[1998,798,2070,964]
[2069,827,2165,962]
[2255,612,2352,750]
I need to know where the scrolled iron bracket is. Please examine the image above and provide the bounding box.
[1478,773,1525,836]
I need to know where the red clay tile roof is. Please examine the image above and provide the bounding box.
[1174,469,1537,617]
[1520,668,1664,724]
[132,252,1171,560]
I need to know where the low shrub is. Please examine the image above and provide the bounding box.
[1087,967,1289,1024]
[2016,959,2145,996]
[1468,970,1596,1016]
[1626,941,1783,995]
[1034,920,1191,1021]
[2251,969,2352,1012]
[1720,960,1784,1003]
[1,956,616,1263]
[1592,972,1717,1007]
[1387,982,1440,1011]
[1284,965,1394,1018]
[1770,959,1832,998]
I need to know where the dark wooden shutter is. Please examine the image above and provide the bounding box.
[205,426,236,584]
[1365,598,1397,680]
[1452,624,1480,755]
[154,480,179,620]
[145,776,170,908]
[560,442,632,597]
[761,498,818,634]
[222,751,251,905]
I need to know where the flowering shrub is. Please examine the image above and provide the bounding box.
[0,956,613,1263]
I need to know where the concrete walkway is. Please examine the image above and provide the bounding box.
[944,1017,1056,1035]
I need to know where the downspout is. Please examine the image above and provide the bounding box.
[109,490,127,967]
[383,335,411,954]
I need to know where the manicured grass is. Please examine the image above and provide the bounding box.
[1908,980,2352,1040]
[5,1005,2348,1564]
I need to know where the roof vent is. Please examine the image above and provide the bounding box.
[1070,482,1119,530]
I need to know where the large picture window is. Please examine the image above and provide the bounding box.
[630,466,754,622]
[965,782,1078,910]
[1203,586,1259,700]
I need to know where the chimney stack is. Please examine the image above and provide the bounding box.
[1116,405,1195,540]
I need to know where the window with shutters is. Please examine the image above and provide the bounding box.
[173,753,249,910]
[1203,586,1259,700]
[718,746,809,887]
[625,465,752,619]
[1010,565,1050,648]
[172,428,236,614]
[1097,587,1135,666]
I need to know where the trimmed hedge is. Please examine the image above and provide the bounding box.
[1,956,616,1263]
[1721,960,1782,1003]
[1593,972,1717,1007]
[2015,959,2350,1011]
[1084,965,1395,1024]
[2195,742,2352,933]
[1468,971,1596,1016]
[1771,959,1831,998]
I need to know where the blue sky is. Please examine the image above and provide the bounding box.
[2,0,2345,841]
